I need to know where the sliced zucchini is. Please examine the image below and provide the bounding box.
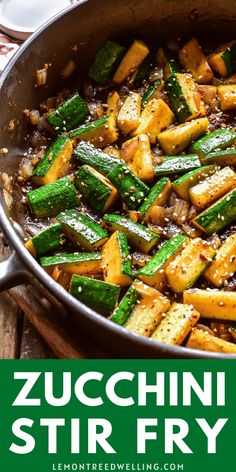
[88,40,125,84]
[166,73,206,123]
[132,98,174,144]
[103,145,121,159]
[27,176,78,218]
[75,165,118,213]
[183,288,236,321]
[200,148,236,167]
[69,116,117,149]
[156,47,180,79]
[113,39,149,84]
[40,252,102,275]
[107,163,149,210]
[204,234,236,287]
[47,93,89,132]
[132,53,155,87]
[152,303,200,345]
[208,40,236,77]
[186,327,236,354]
[32,136,73,186]
[117,93,141,134]
[137,234,187,291]
[70,275,120,314]
[110,283,141,326]
[125,281,170,337]
[74,141,119,176]
[218,84,236,111]
[178,38,213,84]
[165,238,215,293]
[138,177,171,222]
[24,223,64,258]
[154,154,201,176]
[158,117,209,155]
[193,188,236,234]
[106,90,120,142]
[102,231,132,286]
[141,79,164,107]
[58,210,108,250]
[189,166,236,209]
[190,128,236,159]
[172,165,218,201]
[102,214,159,253]
[121,134,154,183]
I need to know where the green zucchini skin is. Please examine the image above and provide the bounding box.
[166,74,192,122]
[193,188,236,234]
[107,163,149,210]
[110,285,141,326]
[141,79,162,107]
[47,93,89,132]
[221,43,236,75]
[27,176,78,218]
[32,136,70,178]
[88,40,126,84]
[201,148,236,166]
[172,165,218,200]
[69,116,107,139]
[75,165,115,213]
[117,231,132,278]
[102,214,159,253]
[70,275,120,313]
[133,53,154,87]
[154,154,201,176]
[138,177,170,218]
[74,141,119,176]
[190,129,236,159]
[57,209,108,250]
[137,234,187,278]
[29,223,64,257]
[40,252,102,267]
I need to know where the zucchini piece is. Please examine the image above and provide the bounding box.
[40,252,102,275]
[57,210,108,250]
[102,231,132,286]
[138,177,171,222]
[106,90,120,142]
[32,136,73,186]
[178,38,213,84]
[189,166,236,209]
[75,165,118,213]
[172,165,218,201]
[218,84,236,111]
[166,73,206,123]
[70,275,120,314]
[69,116,117,149]
[27,176,78,218]
[88,40,125,84]
[204,234,236,287]
[208,40,236,77]
[74,141,119,176]
[113,39,149,84]
[202,148,236,167]
[132,98,174,144]
[24,223,64,258]
[152,303,200,345]
[117,93,141,134]
[125,281,170,337]
[190,128,236,159]
[137,234,187,291]
[198,85,219,113]
[132,53,155,87]
[110,283,142,326]
[165,238,215,293]
[154,154,201,176]
[121,134,154,183]
[47,93,89,132]
[193,188,236,234]
[158,117,209,155]
[187,327,236,354]
[183,288,236,321]
[107,163,149,210]
[141,79,164,107]
[102,214,159,253]
[156,47,180,79]
[103,145,121,159]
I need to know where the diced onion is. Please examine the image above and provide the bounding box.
[61,60,76,79]
[29,110,40,126]
[35,68,48,87]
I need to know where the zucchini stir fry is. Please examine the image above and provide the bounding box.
[19,37,236,354]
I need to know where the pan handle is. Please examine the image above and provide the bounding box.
[0,250,30,291]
